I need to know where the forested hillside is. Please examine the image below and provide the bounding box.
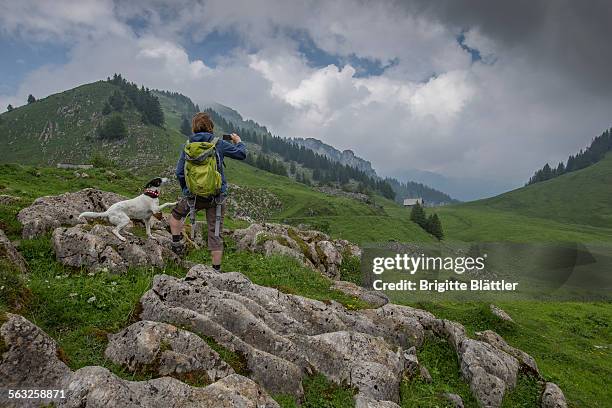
[527,127,612,185]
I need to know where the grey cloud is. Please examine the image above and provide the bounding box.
[403,0,612,95]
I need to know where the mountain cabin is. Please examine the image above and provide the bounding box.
[403,198,424,207]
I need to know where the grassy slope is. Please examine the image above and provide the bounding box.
[453,153,612,229]
[0,82,185,173]
[414,160,612,407]
[1,165,610,406]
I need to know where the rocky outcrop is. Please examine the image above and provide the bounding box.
[332,280,389,308]
[138,265,421,404]
[0,194,21,205]
[17,188,126,239]
[226,184,283,222]
[475,330,539,376]
[0,313,279,408]
[0,229,27,273]
[105,320,234,382]
[232,223,361,279]
[442,393,464,408]
[52,224,178,273]
[458,338,519,407]
[541,382,567,408]
[430,319,520,408]
[315,186,375,205]
[0,263,567,408]
[490,304,514,322]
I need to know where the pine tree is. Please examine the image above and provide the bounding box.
[6,104,13,112]
[102,102,112,115]
[97,113,127,140]
[108,91,125,112]
[425,214,444,240]
[180,117,192,136]
[410,203,427,228]
[27,94,36,104]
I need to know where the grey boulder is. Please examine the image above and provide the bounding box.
[105,320,234,382]
[52,224,178,272]
[0,313,279,408]
[0,229,28,273]
[17,188,126,239]
[541,382,567,408]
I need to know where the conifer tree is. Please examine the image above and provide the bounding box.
[27,94,36,104]
[97,113,127,140]
[6,104,13,112]
[180,117,192,136]
[102,102,112,115]
[410,203,427,228]
[426,214,444,240]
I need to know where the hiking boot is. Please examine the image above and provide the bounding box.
[171,240,186,257]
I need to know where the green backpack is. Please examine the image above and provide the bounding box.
[183,137,222,197]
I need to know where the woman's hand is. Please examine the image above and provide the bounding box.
[230,133,241,144]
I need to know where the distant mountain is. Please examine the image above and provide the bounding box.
[205,103,455,204]
[385,178,457,206]
[291,137,376,177]
[391,168,516,202]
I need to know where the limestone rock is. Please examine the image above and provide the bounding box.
[332,280,389,308]
[419,365,433,383]
[226,184,283,221]
[137,264,429,403]
[105,320,234,382]
[0,194,20,205]
[475,330,539,376]
[459,339,519,408]
[541,382,567,408]
[0,313,72,408]
[490,304,513,322]
[232,223,361,279]
[0,229,28,273]
[52,224,178,272]
[17,188,126,239]
[0,314,279,408]
[355,394,401,408]
[442,392,464,408]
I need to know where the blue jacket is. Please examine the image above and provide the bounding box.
[176,132,247,196]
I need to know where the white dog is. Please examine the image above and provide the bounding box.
[79,177,176,241]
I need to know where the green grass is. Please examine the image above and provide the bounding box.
[434,206,612,243]
[224,160,434,244]
[10,236,185,377]
[187,240,371,310]
[452,153,612,230]
[400,337,478,407]
[406,301,611,407]
[275,374,356,408]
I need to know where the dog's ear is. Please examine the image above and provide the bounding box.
[145,177,163,188]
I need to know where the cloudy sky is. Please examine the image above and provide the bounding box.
[1,0,611,193]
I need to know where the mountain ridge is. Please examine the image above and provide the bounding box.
[0,77,454,203]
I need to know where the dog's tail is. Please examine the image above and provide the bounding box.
[79,211,108,221]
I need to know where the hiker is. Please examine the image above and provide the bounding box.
[169,112,246,270]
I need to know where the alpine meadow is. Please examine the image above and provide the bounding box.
[1,77,610,407]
